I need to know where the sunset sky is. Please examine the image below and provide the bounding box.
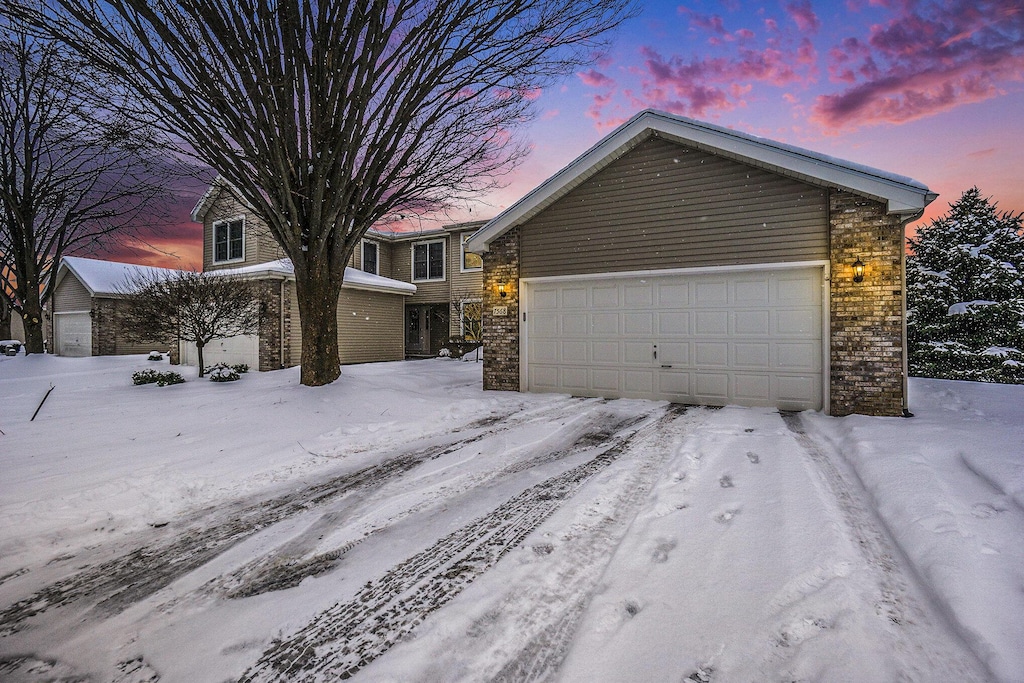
[110,0,1024,269]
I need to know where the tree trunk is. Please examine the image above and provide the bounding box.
[196,340,205,377]
[294,267,343,386]
[0,299,12,340]
[21,290,45,354]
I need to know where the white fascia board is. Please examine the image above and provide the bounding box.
[466,109,936,253]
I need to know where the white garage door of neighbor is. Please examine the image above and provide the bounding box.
[524,267,824,411]
[182,335,259,370]
[55,312,92,357]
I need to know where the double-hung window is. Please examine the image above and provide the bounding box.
[213,217,244,263]
[461,233,482,271]
[362,240,379,275]
[412,240,445,281]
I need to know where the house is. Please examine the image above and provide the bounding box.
[49,256,177,357]
[190,179,485,368]
[465,110,938,417]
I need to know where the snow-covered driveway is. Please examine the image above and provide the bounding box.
[0,355,1018,682]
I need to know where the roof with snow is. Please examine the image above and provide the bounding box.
[212,258,416,295]
[466,109,938,253]
[58,256,182,297]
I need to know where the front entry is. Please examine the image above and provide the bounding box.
[406,304,450,357]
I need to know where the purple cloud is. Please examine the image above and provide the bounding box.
[784,0,822,33]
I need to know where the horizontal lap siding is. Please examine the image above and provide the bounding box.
[395,237,450,303]
[53,273,92,311]
[520,137,828,278]
[286,285,405,365]
[204,191,283,271]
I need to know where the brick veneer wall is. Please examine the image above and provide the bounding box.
[828,191,906,416]
[257,279,283,371]
[92,298,116,356]
[482,226,520,391]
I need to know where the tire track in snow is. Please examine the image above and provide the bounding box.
[238,407,677,682]
[781,412,990,682]
[0,400,591,636]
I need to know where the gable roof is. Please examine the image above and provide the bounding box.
[59,256,181,297]
[216,258,416,295]
[466,109,937,253]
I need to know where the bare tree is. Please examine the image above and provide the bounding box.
[0,23,174,353]
[10,0,635,384]
[119,270,261,377]
[0,292,13,340]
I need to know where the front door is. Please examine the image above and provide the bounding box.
[406,305,429,355]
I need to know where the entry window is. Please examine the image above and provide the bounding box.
[362,240,379,275]
[213,218,244,263]
[413,240,445,281]
[461,234,482,271]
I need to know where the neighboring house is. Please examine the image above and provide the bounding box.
[191,179,484,366]
[49,256,177,358]
[466,110,938,417]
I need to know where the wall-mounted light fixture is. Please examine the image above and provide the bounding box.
[852,259,865,283]
[497,282,507,298]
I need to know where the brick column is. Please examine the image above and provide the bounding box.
[482,226,520,391]
[257,279,283,371]
[829,191,906,416]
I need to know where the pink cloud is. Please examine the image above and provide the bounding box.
[967,147,997,158]
[784,0,822,33]
[812,0,1024,129]
[578,69,615,88]
[736,28,756,40]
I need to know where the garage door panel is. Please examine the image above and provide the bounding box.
[592,341,619,363]
[624,312,653,335]
[695,342,729,367]
[658,312,690,335]
[734,309,770,335]
[591,285,618,308]
[56,313,92,357]
[525,267,822,410]
[561,341,588,363]
[591,313,619,335]
[695,311,728,335]
[534,289,558,309]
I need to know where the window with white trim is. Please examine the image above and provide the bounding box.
[461,233,482,271]
[213,217,244,263]
[362,240,379,275]
[412,240,445,281]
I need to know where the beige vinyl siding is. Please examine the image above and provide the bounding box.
[395,237,450,303]
[448,230,482,337]
[53,272,92,311]
[204,191,283,271]
[354,238,393,277]
[519,137,828,278]
[286,284,405,365]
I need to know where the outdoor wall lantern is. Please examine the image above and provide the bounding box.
[852,259,865,283]
[498,282,508,298]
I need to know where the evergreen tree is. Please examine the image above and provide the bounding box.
[907,188,1024,382]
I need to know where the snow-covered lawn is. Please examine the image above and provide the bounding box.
[0,354,1020,682]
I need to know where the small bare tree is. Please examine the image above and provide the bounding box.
[12,0,635,384]
[0,22,174,353]
[119,270,261,377]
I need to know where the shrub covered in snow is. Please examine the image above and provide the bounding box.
[230,363,249,374]
[131,369,185,386]
[907,188,1024,383]
[147,351,164,361]
[206,363,240,382]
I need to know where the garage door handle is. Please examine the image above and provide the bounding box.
[661,364,672,369]
[653,344,657,360]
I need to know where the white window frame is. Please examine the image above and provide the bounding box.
[460,233,483,272]
[411,239,446,282]
[361,239,379,275]
[212,215,245,264]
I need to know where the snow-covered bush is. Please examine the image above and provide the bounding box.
[207,363,240,382]
[132,369,185,386]
[230,363,249,374]
[907,188,1024,383]
[147,350,163,361]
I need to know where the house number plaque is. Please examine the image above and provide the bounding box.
[492,306,508,316]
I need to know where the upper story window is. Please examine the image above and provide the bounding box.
[362,240,379,275]
[412,240,445,281]
[213,217,244,263]
[461,233,482,272]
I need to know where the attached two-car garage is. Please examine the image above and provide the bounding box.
[523,266,824,411]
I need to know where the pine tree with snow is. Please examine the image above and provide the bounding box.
[907,188,1024,382]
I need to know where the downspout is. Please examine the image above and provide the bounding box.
[901,209,925,417]
[280,278,286,368]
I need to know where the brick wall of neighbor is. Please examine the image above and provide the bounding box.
[257,280,283,371]
[482,226,520,391]
[829,191,906,416]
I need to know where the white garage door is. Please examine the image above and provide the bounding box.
[524,267,824,410]
[182,335,259,370]
[55,312,92,357]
